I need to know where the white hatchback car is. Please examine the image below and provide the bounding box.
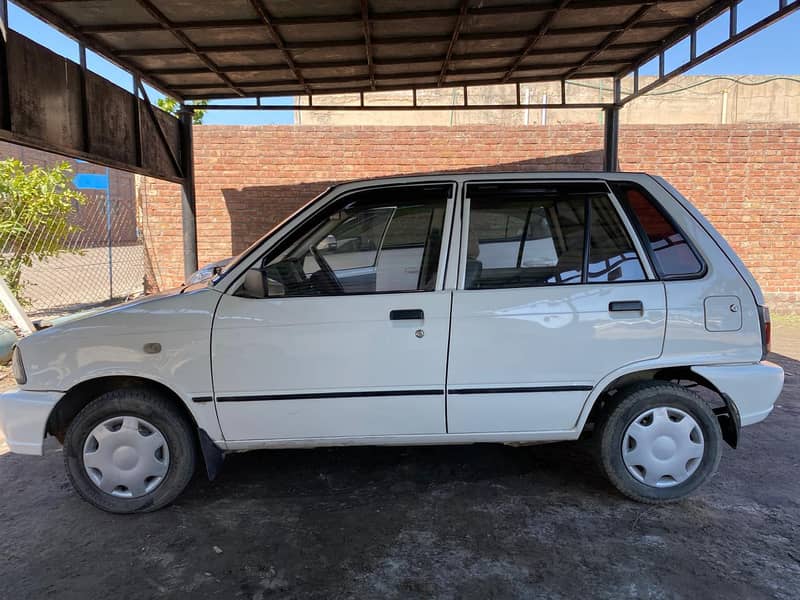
[0,173,783,513]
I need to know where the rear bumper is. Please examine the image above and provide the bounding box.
[0,388,63,455]
[692,361,784,427]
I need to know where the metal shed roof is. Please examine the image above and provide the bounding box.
[15,0,754,102]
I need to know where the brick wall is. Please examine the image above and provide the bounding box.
[138,124,800,311]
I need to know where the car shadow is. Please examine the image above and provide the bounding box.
[182,437,611,507]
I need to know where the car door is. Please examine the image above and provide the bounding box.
[212,182,455,442]
[446,180,667,434]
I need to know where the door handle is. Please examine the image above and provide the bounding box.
[609,301,643,313]
[390,309,424,320]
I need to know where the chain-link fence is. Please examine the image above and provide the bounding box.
[3,185,144,319]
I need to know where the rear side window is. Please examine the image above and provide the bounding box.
[587,195,645,283]
[612,183,703,278]
[464,183,645,290]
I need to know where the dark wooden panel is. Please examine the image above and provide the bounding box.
[7,31,83,151]
[138,98,181,179]
[2,32,183,183]
[85,71,137,166]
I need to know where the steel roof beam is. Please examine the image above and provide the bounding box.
[564,2,656,79]
[146,43,654,76]
[248,0,311,95]
[360,0,375,90]
[437,0,469,86]
[501,0,570,83]
[134,0,245,97]
[115,19,692,58]
[74,0,698,32]
[619,0,800,105]
[170,65,614,94]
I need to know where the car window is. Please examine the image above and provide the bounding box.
[612,183,703,278]
[464,183,646,290]
[587,196,646,283]
[466,190,586,289]
[236,184,449,298]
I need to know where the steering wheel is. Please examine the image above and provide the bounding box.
[309,245,344,295]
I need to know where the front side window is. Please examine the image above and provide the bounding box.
[612,183,703,278]
[236,184,449,298]
[465,183,645,290]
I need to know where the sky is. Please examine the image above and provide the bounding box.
[7,0,799,126]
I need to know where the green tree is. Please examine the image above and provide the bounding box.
[0,159,86,301]
[156,97,207,124]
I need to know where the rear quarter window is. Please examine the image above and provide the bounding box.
[612,183,704,279]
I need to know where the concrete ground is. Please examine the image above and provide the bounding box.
[0,325,799,599]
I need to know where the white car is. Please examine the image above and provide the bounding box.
[0,173,783,513]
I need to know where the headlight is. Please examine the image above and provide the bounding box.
[12,346,26,385]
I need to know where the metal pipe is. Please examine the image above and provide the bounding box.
[104,167,113,299]
[195,101,614,112]
[178,107,198,280]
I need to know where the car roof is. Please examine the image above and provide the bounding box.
[330,171,655,193]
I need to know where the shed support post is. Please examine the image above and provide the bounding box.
[179,107,198,280]
[0,0,10,132]
[603,106,619,171]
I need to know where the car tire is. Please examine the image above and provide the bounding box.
[596,382,722,504]
[63,388,197,514]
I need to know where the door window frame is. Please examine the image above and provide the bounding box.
[455,179,656,291]
[224,181,458,298]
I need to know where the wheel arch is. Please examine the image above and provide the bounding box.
[582,365,733,441]
[46,375,199,443]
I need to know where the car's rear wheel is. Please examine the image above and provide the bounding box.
[63,388,197,513]
[596,382,722,504]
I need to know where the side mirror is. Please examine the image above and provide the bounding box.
[316,234,338,252]
[240,269,286,298]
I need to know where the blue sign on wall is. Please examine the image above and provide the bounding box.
[73,173,110,190]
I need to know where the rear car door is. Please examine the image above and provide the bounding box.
[446,180,667,434]
[212,183,455,442]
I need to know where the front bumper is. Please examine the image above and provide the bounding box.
[0,388,63,455]
[692,361,784,427]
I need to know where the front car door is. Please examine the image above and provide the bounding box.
[446,180,667,434]
[212,182,455,443]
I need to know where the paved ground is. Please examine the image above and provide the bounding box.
[0,328,799,598]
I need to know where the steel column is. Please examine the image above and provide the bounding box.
[179,107,198,280]
[603,78,621,172]
[603,106,620,172]
[0,0,10,131]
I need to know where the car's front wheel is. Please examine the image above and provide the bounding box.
[596,382,722,504]
[63,388,197,513]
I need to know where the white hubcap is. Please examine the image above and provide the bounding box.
[622,406,705,488]
[82,416,170,498]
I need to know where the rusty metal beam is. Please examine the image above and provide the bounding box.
[248,0,311,95]
[114,19,694,57]
[73,0,699,32]
[182,71,620,100]
[134,0,245,97]
[148,43,652,76]
[564,3,656,79]
[137,81,183,178]
[168,62,625,91]
[438,0,469,87]
[361,0,375,90]
[502,0,570,83]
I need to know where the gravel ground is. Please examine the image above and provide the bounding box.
[0,351,798,599]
